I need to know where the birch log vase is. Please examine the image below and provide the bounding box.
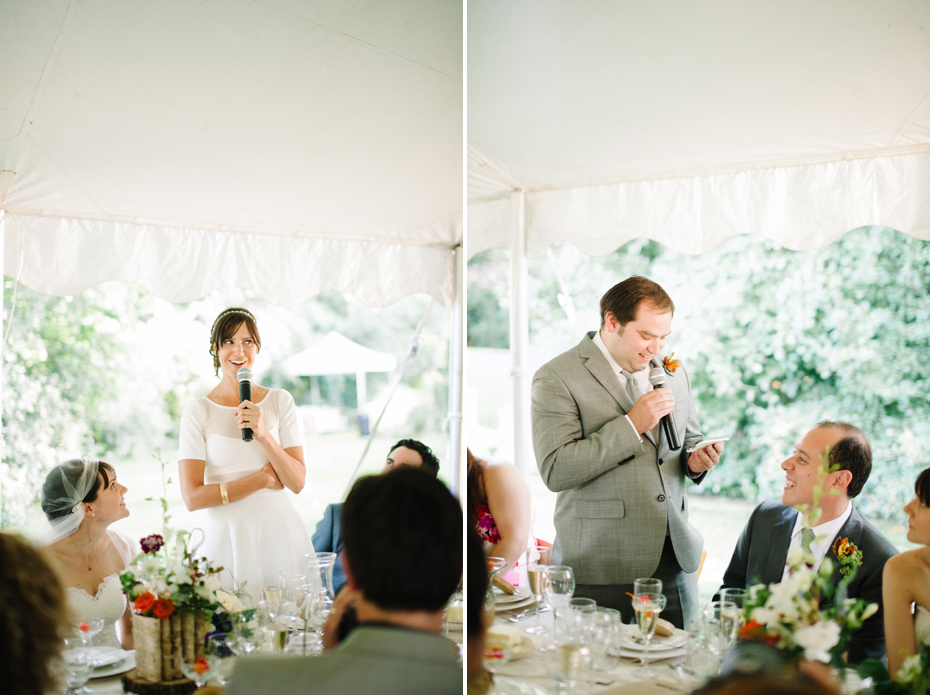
[133,614,164,682]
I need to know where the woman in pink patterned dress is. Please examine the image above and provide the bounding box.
[466,448,532,585]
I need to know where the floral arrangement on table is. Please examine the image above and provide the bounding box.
[738,546,877,668]
[856,648,930,695]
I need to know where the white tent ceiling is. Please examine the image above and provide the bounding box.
[0,0,463,307]
[468,0,930,258]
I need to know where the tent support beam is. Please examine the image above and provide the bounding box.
[510,190,531,476]
[448,245,464,498]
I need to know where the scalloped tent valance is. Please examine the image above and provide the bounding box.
[467,0,930,258]
[0,0,463,307]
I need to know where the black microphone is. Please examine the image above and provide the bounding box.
[648,367,680,451]
[237,367,253,442]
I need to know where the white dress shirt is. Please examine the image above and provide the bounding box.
[592,330,645,442]
[780,500,853,582]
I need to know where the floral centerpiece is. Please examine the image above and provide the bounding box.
[738,546,877,668]
[857,648,930,695]
[120,528,225,684]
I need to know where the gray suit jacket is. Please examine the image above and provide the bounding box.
[531,332,706,585]
[720,500,898,664]
[227,625,462,695]
[311,502,347,593]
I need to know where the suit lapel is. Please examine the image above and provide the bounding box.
[763,507,797,583]
[579,334,656,447]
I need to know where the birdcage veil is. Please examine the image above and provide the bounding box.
[37,458,101,546]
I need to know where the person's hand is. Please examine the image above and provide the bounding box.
[687,441,724,474]
[627,389,675,434]
[237,399,268,440]
[263,462,284,490]
[322,587,356,650]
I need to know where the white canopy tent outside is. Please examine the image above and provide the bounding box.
[282,331,398,418]
[0,0,464,491]
[467,0,930,474]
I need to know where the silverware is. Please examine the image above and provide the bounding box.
[504,605,550,622]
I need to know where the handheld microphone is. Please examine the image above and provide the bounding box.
[648,367,680,451]
[237,367,253,442]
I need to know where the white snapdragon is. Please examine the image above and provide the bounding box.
[793,621,840,663]
[861,603,879,621]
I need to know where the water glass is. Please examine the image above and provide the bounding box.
[205,633,235,685]
[584,610,614,671]
[61,637,92,695]
[720,588,747,644]
[180,655,217,688]
[702,601,735,658]
[74,618,104,649]
[684,619,721,679]
[593,607,622,667]
[231,610,261,655]
[545,565,575,634]
[543,628,588,695]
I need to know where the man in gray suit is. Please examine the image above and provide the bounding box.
[720,421,897,663]
[532,276,723,628]
[228,467,462,695]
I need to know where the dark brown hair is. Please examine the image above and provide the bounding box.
[0,532,71,695]
[466,448,487,529]
[599,276,674,328]
[818,420,872,498]
[41,460,116,521]
[915,467,930,506]
[209,308,261,376]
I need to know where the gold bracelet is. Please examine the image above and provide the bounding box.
[219,483,229,505]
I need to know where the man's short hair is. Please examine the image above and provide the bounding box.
[599,276,674,328]
[389,439,440,477]
[818,420,872,498]
[467,529,489,639]
[342,467,462,612]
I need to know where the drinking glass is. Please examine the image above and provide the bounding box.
[545,566,575,635]
[259,568,283,622]
[280,574,308,630]
[180,655,217,688]
[525,548,550,635]
[231,610,261,655]
[719,588,747,645]
[74,618,104,650]
[683,619,721,679]
[632,578,667,679]
[61,637,92,695]
[587,610,616,671]
[205,633,235,685]
[542,627,588,695]
[304,552,337,630]
[702,600,735,658]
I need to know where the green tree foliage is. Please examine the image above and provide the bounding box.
[468,227,930,519]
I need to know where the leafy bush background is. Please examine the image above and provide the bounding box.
[467,227,930,519]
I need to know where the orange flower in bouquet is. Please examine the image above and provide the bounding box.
[133,592,156,614]
[152,598,176,620]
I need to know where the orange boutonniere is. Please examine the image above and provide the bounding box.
[663,353,681,375]
[831,537,863,576]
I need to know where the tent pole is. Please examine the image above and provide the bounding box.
[510,190,530,476]
[448,245,464,500]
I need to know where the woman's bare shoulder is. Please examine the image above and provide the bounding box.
[887,547,930,576]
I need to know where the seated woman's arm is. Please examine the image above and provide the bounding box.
[178,460,282,512]
[484,462,532,576]
[883,552,918,677]
[117,602,134,650]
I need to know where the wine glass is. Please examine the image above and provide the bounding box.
[720,588,747,645]
[61,637,92,695]
[231,610,261,655]
[585,610,614,671]
[180,655,218,689]
[74,618,104,650]
[632,578,667,679]
[543,626,588,695]
[205,633,235,685]
[525,546,550,635]
[545,566,575,635]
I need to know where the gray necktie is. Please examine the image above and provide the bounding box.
[621,369,644,403]
[800,526,816,558]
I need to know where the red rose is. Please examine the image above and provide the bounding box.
[152,598,175,620]
[133,592,155,614]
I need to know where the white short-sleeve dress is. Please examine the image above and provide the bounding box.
[178,389,313,599]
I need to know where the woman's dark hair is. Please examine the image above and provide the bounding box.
[0,532,70,695]
[467,528,489,638]
[209,307,261,376]
[916,467,930,506]
[41,460,115,521]
[466,448,487,529]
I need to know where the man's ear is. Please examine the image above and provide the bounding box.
[832,469,853,492]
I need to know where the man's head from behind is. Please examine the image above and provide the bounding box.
[380,439,440,477]
[342,467,462,613]
[780,421,872,512]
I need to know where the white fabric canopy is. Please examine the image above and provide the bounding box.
[467,0,930,258]
[283,332,397,376]
[0,0,463,307]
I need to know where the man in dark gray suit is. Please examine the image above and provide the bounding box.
[720,421,897,663]
[532,276,724,628]
[228,467,462,695]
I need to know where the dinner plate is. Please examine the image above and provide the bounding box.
[89,651,135,679]
[493,588,532,604]
[617,646,687,662]
[89,646,128,667]
[490,675,549,694]
[494,595,535,613]
[619,624,688,652]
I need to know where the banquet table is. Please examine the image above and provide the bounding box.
[486,601,701,695]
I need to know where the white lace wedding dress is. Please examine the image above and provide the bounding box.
[65,527,137,649]
[915,605,930,652]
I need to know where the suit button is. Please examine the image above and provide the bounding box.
[658,458,664,465]
[657,494,666,502]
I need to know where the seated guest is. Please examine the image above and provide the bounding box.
[40,458,136,649]
[882,466,930,677]
[312,438,440,593]
[468,448,532,582]
[0,532,71,695]
[719,421,897,663]
[228,466,463,695]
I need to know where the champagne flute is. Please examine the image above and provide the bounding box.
[260,568,283,622]
[632,578,667,679]
[720,588,747,645]
[525,545,551,635]
[545,565,575,635]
